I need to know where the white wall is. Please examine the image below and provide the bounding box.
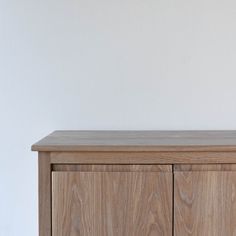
[1,0,236,235]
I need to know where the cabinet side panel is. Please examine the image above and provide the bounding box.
[52,171,172,236]
[38,152,51,236]
[174,171,236,236]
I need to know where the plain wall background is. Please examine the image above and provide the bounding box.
[1,0,236,235]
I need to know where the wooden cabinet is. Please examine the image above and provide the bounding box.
[32,131,236,236]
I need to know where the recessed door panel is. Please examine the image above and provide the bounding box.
[52,165,172,236]
[174,165,236,236]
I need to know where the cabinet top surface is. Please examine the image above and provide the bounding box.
[32,130,236,152]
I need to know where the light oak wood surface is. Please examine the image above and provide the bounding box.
[52,164,171,172]
[50,151,236,164]
[38,152,51,236]
[52,166,172,236]
[174,169,236,236]
[32,130,236,152]
[174,164,236,171]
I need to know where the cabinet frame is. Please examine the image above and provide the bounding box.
[38,151,236,236]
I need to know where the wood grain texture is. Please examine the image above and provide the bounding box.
[174,171,236,236]
[52,164,171,172]
[52,169,172,236]
[32,130,236,152]
[174,164,236,171]
[50,151,236,164]
[38,152,51,236]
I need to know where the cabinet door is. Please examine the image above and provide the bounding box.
[52,165,172,236]
[174,164,236,236]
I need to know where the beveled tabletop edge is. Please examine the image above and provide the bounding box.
[32,130,236,152]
